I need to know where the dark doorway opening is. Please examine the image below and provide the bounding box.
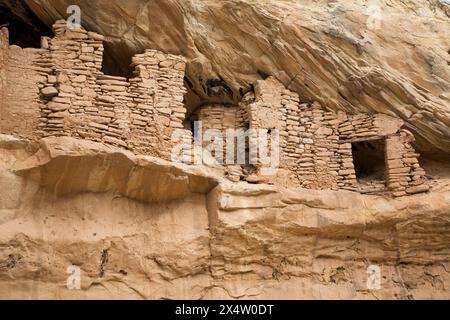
[351,138,387,193]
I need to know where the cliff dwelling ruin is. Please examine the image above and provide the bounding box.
[0,20,429,197]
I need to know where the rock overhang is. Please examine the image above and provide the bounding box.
[13,137,219,203]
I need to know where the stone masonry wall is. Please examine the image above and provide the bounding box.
[29,20,187,160]
[251,77,429,196]
[245,78,284,177]
[0,27,42,138]
[336,113,393,191]
[37,20,104,140]
[279,96,342,190]
[337,113,428,194]
[196,104,240,155]
[196,103,246,180]
[129,49,187,159]
[386,132,429,196]
[192,76,429,196]
[249,77,341,190]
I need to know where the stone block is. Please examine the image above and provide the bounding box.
[47,102,68,111]
[41,86,58,97]
[79,55,95,62]
[339,169,354,175]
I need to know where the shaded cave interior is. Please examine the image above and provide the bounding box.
[351,138,387,192]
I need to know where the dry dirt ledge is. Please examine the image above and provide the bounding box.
[0,136,449,299]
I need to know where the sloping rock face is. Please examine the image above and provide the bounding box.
[5,0,450,156]
[0,137,449,299]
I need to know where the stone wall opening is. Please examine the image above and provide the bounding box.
[351,138,387,192]
[101,42,133,78]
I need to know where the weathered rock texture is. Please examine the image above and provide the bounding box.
[0,21,430,197]
[0,0,449,300]
[0,20,188,160]
[0,136,449,299]
[3,0,448,156]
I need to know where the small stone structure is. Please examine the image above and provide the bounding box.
[0,20,429,196]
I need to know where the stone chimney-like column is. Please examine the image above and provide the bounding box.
[0,27,9,50]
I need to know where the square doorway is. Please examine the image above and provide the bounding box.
[351,138,387,193]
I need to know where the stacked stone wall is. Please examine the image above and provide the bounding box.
[0,27,42,138]
[251,77,428,195]
[0,21,429,196]
[9,20,189,160]
[196,104,244,179]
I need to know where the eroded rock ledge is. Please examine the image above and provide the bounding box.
[0,137,449,299]
[13,136,218,203]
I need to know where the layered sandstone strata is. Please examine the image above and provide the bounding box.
[3,0,447,155]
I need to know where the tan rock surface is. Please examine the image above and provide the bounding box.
[0,0,449,300]
[10,0,450,156]
[0,137,449,299]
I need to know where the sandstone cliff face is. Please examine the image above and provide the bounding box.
[9,0,450,156]
[0,0,449,300]
[0,136,449,299]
